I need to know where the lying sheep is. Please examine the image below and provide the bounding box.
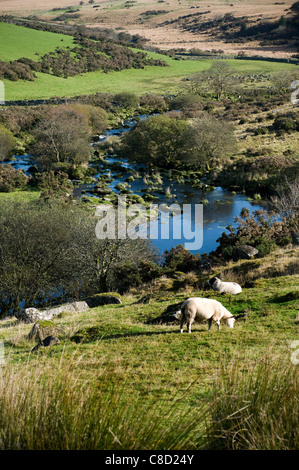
[209,277,242,295]
[179,297,235,333]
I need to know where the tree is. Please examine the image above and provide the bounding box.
[32,105,92,170]
[188,62,238,100]
[184,115,237,169]
[69,103,108,134]
[140,94,167,113]
[0,200,155,318]
[120,114,191,168]
[270,177,299,229]
[113,92,140,110]
[0,125,15,161]
[0,165,28,192]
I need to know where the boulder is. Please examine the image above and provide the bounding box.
[233,244,259,260]
[16,301,89,323]
[85,293,122,308]
[147,302,182,324]
[27,320,64,341]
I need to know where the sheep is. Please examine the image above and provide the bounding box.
[179,297,235,333]
[209,277,242,295]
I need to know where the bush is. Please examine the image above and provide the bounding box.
[162,244,200,273]
[0,125,15,161]
[255,236,277,256]
[172,271,199,290]
[273,113,299,134]
[0,164,28,192]
[113,92,139,110]
[216,209,294,259]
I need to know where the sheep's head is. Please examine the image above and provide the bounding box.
[209,277,219,286]
[226,317,235,328]
[173,310,182,320]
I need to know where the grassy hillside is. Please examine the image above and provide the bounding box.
[0,22,74,61]
[0,249,298,449]
[4,55,298,100]
[1,21,298,100]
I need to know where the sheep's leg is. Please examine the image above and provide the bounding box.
[216,320,221,331]
[208,318,213,331]
[187,319,194,334]
[180,317,184,334]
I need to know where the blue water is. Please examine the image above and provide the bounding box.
[91,160,264,254]
[2,114,265,255]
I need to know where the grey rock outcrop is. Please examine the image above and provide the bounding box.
[16,301,90,323]
[233,244,259,260]
[85,294,122,308]
[27,320,64,341]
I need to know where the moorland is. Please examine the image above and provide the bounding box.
[0,0,298,451]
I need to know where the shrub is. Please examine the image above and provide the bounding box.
[0,164,28,192]
[113,92,139,110]
[273,113,299,134]
[255,236,277,256]
[0,125,15,161]
[172,271,199,290]
[163,244,200,273]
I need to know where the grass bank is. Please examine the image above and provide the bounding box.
[0,22,74,62]
[1,262,298,449]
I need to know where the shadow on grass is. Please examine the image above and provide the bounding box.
[71,326,208,343]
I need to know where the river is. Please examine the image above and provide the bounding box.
[4,114,265,255]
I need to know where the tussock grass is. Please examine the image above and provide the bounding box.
[0,352,208,450]
[206,348,299,450]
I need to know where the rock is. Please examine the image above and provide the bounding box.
[85,293,122,308]
[16,301,90,323]
[233,244,259,260]
[147,302,182,324]
[135,294,151,304]
[31,336,60,352]
[43,301,90,318]
[27,320,64,341]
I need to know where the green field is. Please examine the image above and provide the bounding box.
[0,22,74,62]
[1,22,298,100]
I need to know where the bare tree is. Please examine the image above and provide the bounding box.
[32,105,92,170]
[186,62,239,100]
[270,177,299,228]
[208,62,236,100]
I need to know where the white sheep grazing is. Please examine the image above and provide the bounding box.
[179,297,235,333]
[209,277,242,295]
